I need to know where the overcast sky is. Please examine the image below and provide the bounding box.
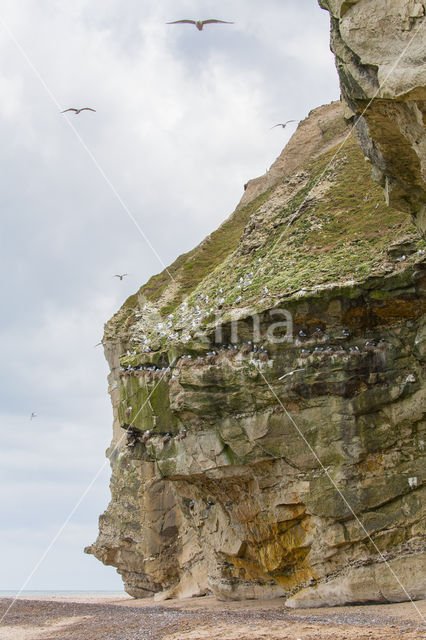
[0,0,339,592]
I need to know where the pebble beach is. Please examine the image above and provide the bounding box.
[0,595,424,640]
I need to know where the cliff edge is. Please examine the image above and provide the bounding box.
[86,99,425,607]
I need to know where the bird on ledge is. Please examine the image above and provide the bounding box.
[167,19,234,31]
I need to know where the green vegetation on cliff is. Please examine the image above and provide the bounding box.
[106,103,422,346]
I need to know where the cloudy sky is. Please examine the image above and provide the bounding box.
[0,0,339,592]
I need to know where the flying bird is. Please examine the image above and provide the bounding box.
[30,412,37,420]
[271,120,297,129]
[61,108,96,115]
[167,19,234,31]
[114,274,128,280]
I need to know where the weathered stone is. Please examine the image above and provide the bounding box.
[87,101,425,606]
[286,553,426,608]
[318,0,426,234]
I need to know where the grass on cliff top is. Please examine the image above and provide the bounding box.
[122,187,273,315]
[180,137,419,315]
[108,121,421,339]
[118,111,352,320]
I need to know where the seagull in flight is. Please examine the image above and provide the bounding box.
[30,412,37,420]
[61,108,96,115]
[114,274,128,281]
[167,19,234,31]
[271,120,297,129]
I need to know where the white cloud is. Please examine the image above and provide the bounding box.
[0,0,339,590]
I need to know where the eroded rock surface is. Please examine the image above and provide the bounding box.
[87,103,425,607]
[319,0,426,234]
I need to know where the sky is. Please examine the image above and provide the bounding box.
[0,0,339,591]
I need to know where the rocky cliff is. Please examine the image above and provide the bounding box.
[318,0,426,235]
[86,100,426,607]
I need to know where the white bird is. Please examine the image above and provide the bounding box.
[271,120,297,129]
[61,107,96,114]
[114,274,128,280]
[278,369,304,380]
[167,19,234,31]
[30,412,37,420]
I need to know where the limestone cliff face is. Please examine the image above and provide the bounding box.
[86,102,426,607]
[318,0,426,235]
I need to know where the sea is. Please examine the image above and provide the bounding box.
[0,590,125,597]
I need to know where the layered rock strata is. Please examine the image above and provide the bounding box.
[87,102,425,607]
[318,0,426,235]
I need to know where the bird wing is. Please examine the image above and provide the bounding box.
[80,108,96,112]
[285,120,297,124]
[167,20,196,25]
[202,19,234,25]
[270,124,283,129]
[61,108,78,113]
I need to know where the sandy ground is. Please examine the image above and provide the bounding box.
[0,595,424,640]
